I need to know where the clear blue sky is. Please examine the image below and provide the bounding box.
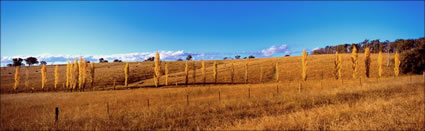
[1,1,424,60]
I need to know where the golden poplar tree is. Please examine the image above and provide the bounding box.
[351,46,358,79]
[79,57,83,89]
[41,64,47,90]
[82,59,87,88]
[124,62,129,88]
[394,52,400,77]
[335,51,342,79]
[165,62,168,86]
[66,61,70,88]
[301,49,308,81]
[365,47,371,78]
[185,60,189,85]
[73,58,79,89]
[69,61,73,89]
[378,50,383,78]
[213,61,217,84]
[154,51,161,87]
[54,65,59,89]
[14,66,20,92]
[201,60,206,84]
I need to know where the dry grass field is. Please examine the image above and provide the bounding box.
[1,54,424,130]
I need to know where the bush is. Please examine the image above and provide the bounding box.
[400,48,425,74]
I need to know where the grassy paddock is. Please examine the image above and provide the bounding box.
[1,75,423,130]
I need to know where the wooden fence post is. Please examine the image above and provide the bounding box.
[55,107,59,122]
[186,95,189,105]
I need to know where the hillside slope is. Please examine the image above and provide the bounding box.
[1,53,398,93]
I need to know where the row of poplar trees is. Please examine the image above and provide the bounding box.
[12,48,402,92]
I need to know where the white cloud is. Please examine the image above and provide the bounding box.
[260,44,293,57]
[1,45,296,66]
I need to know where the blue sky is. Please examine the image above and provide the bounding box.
[1,1,424,65]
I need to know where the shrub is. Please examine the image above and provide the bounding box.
[400,48,425,74]
[12,58,24,66]
[24,57,39,66]
[186,55,193,61]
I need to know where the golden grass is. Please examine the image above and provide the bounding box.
[1,75,423,130]
[0,53,423,130]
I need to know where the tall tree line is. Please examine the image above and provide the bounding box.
[312,37,425,55]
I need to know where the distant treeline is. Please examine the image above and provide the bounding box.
[312,37,425,74]
[312,37,425,54]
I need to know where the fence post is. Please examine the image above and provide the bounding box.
[187,95,189,105]
[55,107,59,122]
